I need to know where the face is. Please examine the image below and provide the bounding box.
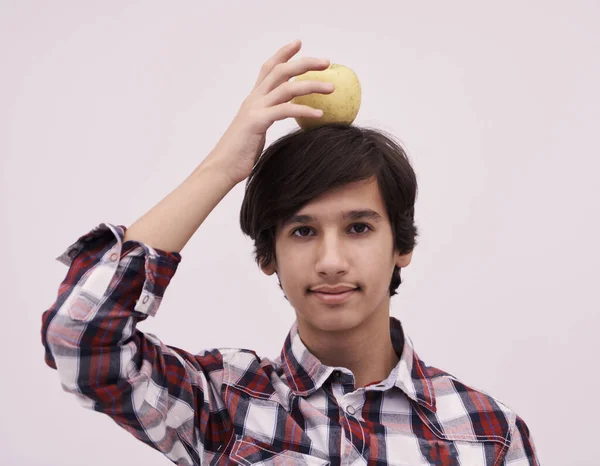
[261,177,413,334]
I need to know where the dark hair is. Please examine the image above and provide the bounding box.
[239,123,419,297]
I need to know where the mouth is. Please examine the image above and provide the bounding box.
[309,288,359,304]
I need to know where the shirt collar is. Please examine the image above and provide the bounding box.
[278,316,437,413]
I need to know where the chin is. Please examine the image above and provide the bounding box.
[302,308,366,333]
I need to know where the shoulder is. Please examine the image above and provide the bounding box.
[209,347,280,381]
[204,347,286,401]
[424,365,524,447]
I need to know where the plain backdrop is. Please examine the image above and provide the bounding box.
[2,1,599,465]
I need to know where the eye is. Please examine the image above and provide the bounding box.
[349,223,372,234]
[291,223,373,238]
[292,226,313,238]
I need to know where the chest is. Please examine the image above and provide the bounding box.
[208,381,504,466]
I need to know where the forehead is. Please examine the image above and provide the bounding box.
[278,178,388,228]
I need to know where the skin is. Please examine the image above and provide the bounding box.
[261,176,413,389]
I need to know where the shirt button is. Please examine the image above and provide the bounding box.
[109,252,118,261]
[346,406,356,415]
[333,370,342,378]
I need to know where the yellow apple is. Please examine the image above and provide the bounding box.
[291,63,361,130]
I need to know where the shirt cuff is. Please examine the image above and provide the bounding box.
[56,222,182,317]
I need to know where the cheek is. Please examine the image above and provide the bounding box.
[359,244,391,265]
[275,255,308,287]
[359,249,396,281]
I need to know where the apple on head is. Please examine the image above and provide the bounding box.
[291,64,361,130]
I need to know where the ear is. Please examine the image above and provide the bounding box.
[395,250,413,268]
[261,260,277,276]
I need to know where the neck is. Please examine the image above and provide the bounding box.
[297,312,400,389]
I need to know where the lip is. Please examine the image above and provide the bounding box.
[310,289,357,304]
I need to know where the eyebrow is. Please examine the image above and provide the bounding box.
[280,209,384,229]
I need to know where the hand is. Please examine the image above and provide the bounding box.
[204,40,334,185]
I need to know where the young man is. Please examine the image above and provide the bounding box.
[41,40,539,465]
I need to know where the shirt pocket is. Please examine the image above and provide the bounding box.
[228,434,331,466]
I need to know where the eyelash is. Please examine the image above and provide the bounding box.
[291,223,373,238]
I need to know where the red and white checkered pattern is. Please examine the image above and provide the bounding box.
[41,223,539,465]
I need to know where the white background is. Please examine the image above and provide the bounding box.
[2,1,599,465]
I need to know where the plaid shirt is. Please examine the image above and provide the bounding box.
[41,223,540,466]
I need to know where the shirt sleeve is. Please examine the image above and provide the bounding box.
[41,223,230,465]
[501,414,540,465]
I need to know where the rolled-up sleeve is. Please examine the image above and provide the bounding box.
[41,223,229,465]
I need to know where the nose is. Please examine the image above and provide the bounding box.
[314,234,349,277]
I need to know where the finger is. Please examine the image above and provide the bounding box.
[254,40,302,88]
[263,102,323,123]
[257,57,330,95]
[263,80,335,107]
